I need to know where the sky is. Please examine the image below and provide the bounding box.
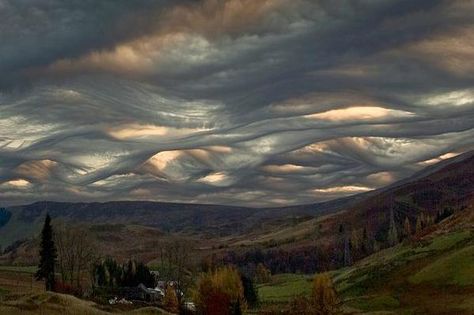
[1,0,474,207]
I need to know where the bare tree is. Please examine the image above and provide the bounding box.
[158,239,193,302]
[54,223,98,289]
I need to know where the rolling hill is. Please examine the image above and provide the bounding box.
[1,151,473,268]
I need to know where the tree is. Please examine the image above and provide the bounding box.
[54,223,97,289]
[93,258,155,288]
[241,275,258,308]
[163,284,180,313]
[255,263,271,284]
[36,214,57,291]
[231,298,242,315]
[361,227,371,255]
[311,273,340,315]
[403,217,412,238]
[343,236,352,266]
[387,207,398,246]
[194,266,247,315]
[415,214,423,234]
[159,239,192,303]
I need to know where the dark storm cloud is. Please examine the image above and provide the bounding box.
[1,0,474,206]
[0,0,195,88]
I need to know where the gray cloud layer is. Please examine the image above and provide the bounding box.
[1,0,474,206]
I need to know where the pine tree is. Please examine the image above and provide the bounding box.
[361,227,371,255]
[231,298,242,315]
[35,214,57,291]
[343,236,352,266]
[415,214,423,234]
[387,207,398,246]
[403,216,412,238]
[241,275,258,308]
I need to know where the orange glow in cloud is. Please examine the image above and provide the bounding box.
[146,150,183,171]
[4,179,31,188]
[15,159,57,181]
[108,124,208,140]
[262,164,305,173]
[419,152,460,166]
[313,185,373,194]
[305,106,413,121]
[198,172,228,185]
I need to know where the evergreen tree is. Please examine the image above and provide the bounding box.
[231,298,242,315]
[241,275,258,308]
[415,214,423,234]
[35,214,57,291]
[361,227,371,255]
[403,216,412,238]
[343,236,352,266]
[387,207,399,246]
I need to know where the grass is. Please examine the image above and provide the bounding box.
[258,228,474,314]
[258,274,311,303]
[409,245,474,286]
[0,266,37,274]
[346,294,400,312]
[0,292,172,315]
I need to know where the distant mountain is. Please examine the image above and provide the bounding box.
[1,151,473,250]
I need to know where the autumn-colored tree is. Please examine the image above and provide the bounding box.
[194,266,247,315]
[311,273,340,315]
[288,295,312,315]
[163,284,180,313]
[255,263,271,284]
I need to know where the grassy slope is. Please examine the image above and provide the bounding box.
[0,292,173,315]
[258,226,474,314]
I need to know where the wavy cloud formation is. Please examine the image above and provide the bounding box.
[1,0,474,206]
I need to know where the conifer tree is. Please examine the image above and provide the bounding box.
[343,236,352,266]
[387,207,399,246]
[416,214,423,234]
[403,216,412,238]
[241,275,258,308]
[35,214,57,291]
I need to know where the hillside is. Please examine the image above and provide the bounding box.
[1,151,473,269]
[0,196,356,249]
[0,291,173,315]
[224,151,474,251]
[258,208,474,314]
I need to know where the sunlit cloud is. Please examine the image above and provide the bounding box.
[108,124,208,140]
[197,172,232,187]
[421,89,474,107]
[15,160,57,181]
[144,151,183,172]
[418,152,461,166]
[305,106,414,121]
[1,0,474,206]
[3,179,31,188]
[262,164,306,174]
[313,185,373,194]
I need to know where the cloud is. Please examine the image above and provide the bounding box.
[1,0,474,206]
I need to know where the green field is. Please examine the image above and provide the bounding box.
[258,274,312,304]
[258,229,474,314]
